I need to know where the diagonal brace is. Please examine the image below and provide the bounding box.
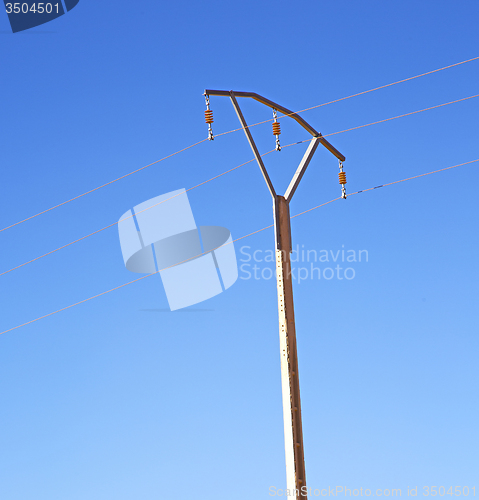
[229,92,276,198]
[284,137,321,202]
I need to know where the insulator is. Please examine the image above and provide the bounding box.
[339,171,347,185]
[272,122,281,136]
[205,109,214,124]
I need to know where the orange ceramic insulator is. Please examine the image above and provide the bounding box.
[205,109,214,124]
[272,122,281,135]
[339,171,347,184]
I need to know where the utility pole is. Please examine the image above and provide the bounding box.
[204,90,346,500]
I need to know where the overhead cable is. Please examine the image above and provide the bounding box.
[1,157,477,336]
[2,56,477,234]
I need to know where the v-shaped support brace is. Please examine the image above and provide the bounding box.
[204,89,345,203]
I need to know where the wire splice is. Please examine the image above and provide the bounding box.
[204,94,214,140]
[339,160,347,199]
[272,109,281,151]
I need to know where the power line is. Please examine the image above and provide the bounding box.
[323,94,479,138]
[0,272,157,336]
[1,157,477,336]
[0,154,269,277]
[291,159,479,219]
[0,138,208,234]
[215,55,479,137]
[283,94,479,145]
[2,56,477,235]
[347,158,479,197]
[0,224,275,336]
[1,94,477,278]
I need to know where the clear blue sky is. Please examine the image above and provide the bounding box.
[1,1,478,499]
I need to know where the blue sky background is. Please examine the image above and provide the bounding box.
[1,1,478,499]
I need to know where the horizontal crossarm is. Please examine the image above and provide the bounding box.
[204,89,346,162]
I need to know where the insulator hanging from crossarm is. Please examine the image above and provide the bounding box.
[339,160,347,199]
[205,109,214,124]
[272,109,281,151]
[204,93,214,140]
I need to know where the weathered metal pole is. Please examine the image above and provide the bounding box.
[274,195,307,498]
[203,89,345,500]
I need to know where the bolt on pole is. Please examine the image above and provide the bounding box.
[204,89,346,500]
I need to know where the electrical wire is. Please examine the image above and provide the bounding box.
[1,157,477,336]
[0,272,158,336]
[1,93,477,278]
[291,159,479,219]
[346,158,479,197]
[214,55,479,137]
[0,138,208,234]
[0,154,270,277]
[323,94,479,138]
[2,56,477,235]
[289,94,479,144]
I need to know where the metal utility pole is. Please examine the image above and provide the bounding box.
[204,90,346,500]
